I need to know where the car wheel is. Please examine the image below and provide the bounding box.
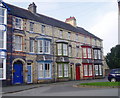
[111,78,116,82]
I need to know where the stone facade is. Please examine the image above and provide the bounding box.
[0,2,104,86]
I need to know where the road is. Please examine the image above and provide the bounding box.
[2,78,119,96]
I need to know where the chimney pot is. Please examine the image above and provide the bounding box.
[28,2,37,13]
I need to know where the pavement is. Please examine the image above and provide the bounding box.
[1,77,108,94]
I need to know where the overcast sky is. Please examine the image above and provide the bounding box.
[3,0,118,55]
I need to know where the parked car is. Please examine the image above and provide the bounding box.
[108,68,120,82]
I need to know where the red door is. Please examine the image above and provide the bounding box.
[76,66,80,80]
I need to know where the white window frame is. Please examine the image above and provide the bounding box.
[38,63,51,79]
[38,40,43,54]
[88,48,92,58]
[64,64,68,77]
[99,65,102,75]
[45,63,51,78]
[14,35,22,51]
[44,40,50,54]
[83,48,87,58]
[57,43,62,56]
[84,65,88,76]
[13,17,23,30]
[94,50,98,59]
[0,58,6,80]
[0,7,7,49]
[58,64,63,77]
[95,65,99,75]
[68,32,71,40]
[63,44,68,56]
[38,63,44,78]
[41,25,46,34]
[89,65,93,76]
[59,30,63,38]
[68,46,72,57]
[30,22,34,32]
[76,34,78,41]
[30,39,34,53]
[76,47,79,57]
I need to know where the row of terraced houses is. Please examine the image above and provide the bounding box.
[0,1,104,86]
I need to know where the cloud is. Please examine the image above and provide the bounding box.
[89,11,118,55]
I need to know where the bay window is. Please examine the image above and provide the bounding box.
[63,44,68,56]
[82,47,92,59]
[38,63,52,79]
[64,64,69,77]
[38,39,50,54]
[58,64,63,77]
[58,63,69,78]
[94,49,102,59]
[94,65,102,76]
[57,43,68,56]
[15,35,22,51]
[83,64,93,77]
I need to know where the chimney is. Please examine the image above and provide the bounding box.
[28,2,37,13]
[65,16,77,27]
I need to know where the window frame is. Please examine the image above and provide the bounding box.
[14,35,23,51]
[94,65,103,76]
[83,64,93,77]
[57,63,69,78]
[82,47,92,59]
[59,30,63,38]
[37,39,51,54]
[41,25,46,34]
[57,43,68,56]
[0,58,6,80]
[29,22,34,32]
[38,62,52,79]
[29,38,35,53]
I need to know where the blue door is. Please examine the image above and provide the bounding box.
[13,64,23,84]
[27,65,32,83]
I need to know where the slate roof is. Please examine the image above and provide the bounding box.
[3,2,102,41]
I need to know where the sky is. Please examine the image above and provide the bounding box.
[3,0,118,55]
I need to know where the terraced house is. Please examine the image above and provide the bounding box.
[0,1,104,86]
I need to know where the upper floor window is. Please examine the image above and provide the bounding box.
[14,35,22,51]
[14,17,22,30]
[30,22,34,32]
[57,43,68,56]
[38,39,50,54]
[0,30,5,49]
[84,36,87,43]
[76,34,78,41]
[0,8,6,24]
[59,30,63,38]
[82,47,92,59]
[76,46,79,57]
[94,49,102,59]
[41,25,45,34]
[68,45,72,57]
[29,38,34,53]
[68,32,71,40]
